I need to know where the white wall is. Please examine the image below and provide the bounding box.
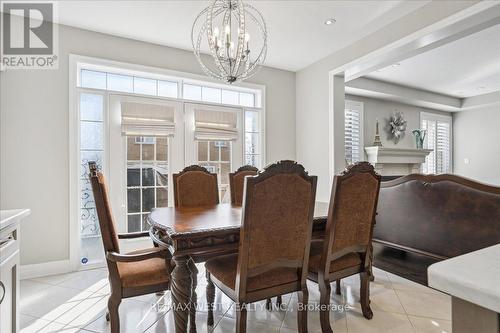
[453,105,500,185]
[346,95,451,152]
[0,21,296,266]
[296,1,479,202]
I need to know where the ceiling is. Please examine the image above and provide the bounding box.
[367,23,500,98]
[46,0,428,72]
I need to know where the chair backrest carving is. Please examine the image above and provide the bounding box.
[323,162,381,272]
[229,165,259,205]
[173,165,219,207]
[236,160,317,296]
[88,161,120,254]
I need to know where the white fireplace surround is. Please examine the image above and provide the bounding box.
[364,146,432,176]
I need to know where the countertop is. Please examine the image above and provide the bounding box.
[428,244,500,313]
[0,209,30,231]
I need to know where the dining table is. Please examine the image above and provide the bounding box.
[148,201,329,333]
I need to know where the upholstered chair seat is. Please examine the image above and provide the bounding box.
[205,253,299,294]
[117,248,172,288]
[307,241,362,273]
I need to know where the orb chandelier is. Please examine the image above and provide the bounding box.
[191,0,268,84]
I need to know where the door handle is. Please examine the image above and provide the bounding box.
[0,281,5,304]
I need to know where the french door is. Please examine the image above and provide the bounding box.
[77,95,245,268]
[184,103,243,202]
[108,95,184,234]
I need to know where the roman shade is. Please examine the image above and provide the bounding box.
[194,109,238,141]
[121,102,175,137]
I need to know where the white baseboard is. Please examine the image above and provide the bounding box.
[20,259,74,280]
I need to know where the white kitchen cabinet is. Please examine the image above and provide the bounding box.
[0,209,29,333]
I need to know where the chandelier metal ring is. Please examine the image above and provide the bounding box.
[192,0,268,84]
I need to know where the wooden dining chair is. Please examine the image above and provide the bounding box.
[229,165,259,205]
[173,165,219,207]
[308,161,381,333]
[88,161,173,333]
[205,160,317,333]
[229,165,281,309]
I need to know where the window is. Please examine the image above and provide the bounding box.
[244,110,260,167]
[74,57,264,269]
[78,91,105,265]
[421,112,452,174]
[126,136,169,232]
[345,101,364,164]
[80,69,178,98]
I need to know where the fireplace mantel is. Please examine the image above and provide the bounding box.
[364,146,432,176]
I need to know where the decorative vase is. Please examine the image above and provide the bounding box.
[412,129,426,149]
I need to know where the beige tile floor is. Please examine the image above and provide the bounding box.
[20,265,452,333]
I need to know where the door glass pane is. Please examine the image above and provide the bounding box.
[142,167,155,186]
[127,168,140,187]
[142,141,155,160]
[107,73,133,92]
[127,137,140,160]
[126,135,169,232]
[134,77,157,95]
[142,188,155,212]
[127,214,141,233]
[198,140,231,203]
[209,142,219,162]
[198,141,208,161]
[156,188,168,207]
[158,80,178,98]
[80,70,106,89]
[127,189,141,213]
[156,138,168,161]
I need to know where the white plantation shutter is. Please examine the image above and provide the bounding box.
[421,112,452,174]
[121,102,175,137]
[345,101,364,164]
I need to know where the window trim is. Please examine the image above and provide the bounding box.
[420,112,453,174]
[344,100,364,164]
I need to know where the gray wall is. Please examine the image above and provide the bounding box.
[0,22,296,265]
[453,105,500,186]
[346,95,451,152]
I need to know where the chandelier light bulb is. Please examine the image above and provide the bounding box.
[245,33,250,42]
[213,27,219,37]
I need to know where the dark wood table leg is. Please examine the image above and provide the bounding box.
[188,258,198,333]
[171,255,192,333]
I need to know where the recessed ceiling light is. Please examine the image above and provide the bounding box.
[392,63,401,67]
[324,18,336,26]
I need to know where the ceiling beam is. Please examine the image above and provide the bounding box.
[462,91,500,109]
[345,2,500,82]
[345,77,462,112]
